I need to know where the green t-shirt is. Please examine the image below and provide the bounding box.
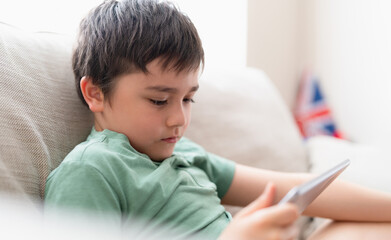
[44,128,236,239]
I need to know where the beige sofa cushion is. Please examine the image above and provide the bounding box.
[0,23,93,201]
[186,68,308,173]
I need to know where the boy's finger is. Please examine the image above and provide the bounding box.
[253,203,299,227]
[237,182,276,217]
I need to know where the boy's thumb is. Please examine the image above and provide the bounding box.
[237,182,276,217]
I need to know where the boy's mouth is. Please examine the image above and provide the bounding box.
[161,136,180,143]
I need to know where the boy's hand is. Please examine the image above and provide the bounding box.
[219,183,300,240]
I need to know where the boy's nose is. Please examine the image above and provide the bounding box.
[166,104,187,128]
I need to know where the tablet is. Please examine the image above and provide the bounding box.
[278,159,350,213]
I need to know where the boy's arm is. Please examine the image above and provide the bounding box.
[221,164,306,207]
[222,164,391,222]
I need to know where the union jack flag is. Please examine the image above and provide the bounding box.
[294,72,343,139]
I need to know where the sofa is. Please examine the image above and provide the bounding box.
[1,21,389,239]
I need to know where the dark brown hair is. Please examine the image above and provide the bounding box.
[72,0,204,106]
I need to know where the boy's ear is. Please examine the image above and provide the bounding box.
[80,76,105,112]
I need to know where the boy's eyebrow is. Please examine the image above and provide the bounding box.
[145,85,199,93]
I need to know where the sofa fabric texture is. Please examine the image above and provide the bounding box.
[0,23,93,201]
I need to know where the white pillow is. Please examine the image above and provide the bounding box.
[185,67,308,173]
[0,23,93,201]
[307,136,391,193]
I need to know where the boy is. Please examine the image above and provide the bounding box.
[45,0,391,239]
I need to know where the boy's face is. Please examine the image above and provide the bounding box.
[95,59,199,161]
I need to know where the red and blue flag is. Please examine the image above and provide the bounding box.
[294,72,343,139]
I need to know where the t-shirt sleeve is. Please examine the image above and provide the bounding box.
[174,138,236,199]
[203,152,236,199]
[44,162,122,224]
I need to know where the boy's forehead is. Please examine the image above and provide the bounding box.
[145,70,199,93]
[114,60,199,91]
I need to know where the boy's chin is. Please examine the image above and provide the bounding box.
[149,151,175,162]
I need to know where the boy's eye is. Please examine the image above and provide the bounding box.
[150,99,167,106]
[183,98,195,103]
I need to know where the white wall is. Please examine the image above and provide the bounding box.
[0,0,247,73]
[174,0,247,71]
[247,0,300,109]
[0,0,102,35]
[246,0,391,146]
[302,0,391,146]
